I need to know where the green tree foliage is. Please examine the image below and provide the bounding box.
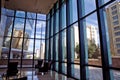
[75,41,100,59]
[88,41,100,59]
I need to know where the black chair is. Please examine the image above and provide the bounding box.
[38,61,52,73]
[5,62,19,79]
[12,76,27,80]
[35,60,44,68]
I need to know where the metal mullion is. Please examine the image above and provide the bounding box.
[58,0,63,73]
[7,11,16,65]
[48,10,52,61]
[20,12,27,68]
[66,0,74,77]
[77,0,89,80]
[32,13,37,68]
[95,0,113,80]
[45,15,48,61]
[53,5,57,71]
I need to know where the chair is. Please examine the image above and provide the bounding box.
[38,61,52,73]
[35,60,44,68]
[5,62,18,79]
[12,76,27,80]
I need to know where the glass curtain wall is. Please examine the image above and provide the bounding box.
[45,0,120,80]
[0,8,46,69]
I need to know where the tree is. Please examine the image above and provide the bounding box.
[88,41,100,59]
[75,41,100,59]
[75,44,80,58]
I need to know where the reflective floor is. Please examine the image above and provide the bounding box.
[0,67,120,80]
[0,68,74,80]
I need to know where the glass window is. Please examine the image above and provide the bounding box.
[10,37,23,59]
[2,37,11,59]
[16,11,25,17]
[55,10,59,34]
[60,3,66,30]
[50,16,54,37]
[6,9,14,16]
[68,0,78,24]
[89,67,103,80]
[84,0,96,16]
[112,15,118,20]
[25,19,35,38]
[2,16,14,37]
[112,10,117,15]
[13,18,25,37]
[23,39,34,59]
[37,14,46,20]
[27,12,36,19]
[36,21,46,39]
[85,13,102,66]
[113,21,119,26]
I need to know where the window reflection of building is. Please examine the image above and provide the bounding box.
[106,1,120,55]
[87,25,99,46]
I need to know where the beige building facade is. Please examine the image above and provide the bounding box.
[106,1,120,55]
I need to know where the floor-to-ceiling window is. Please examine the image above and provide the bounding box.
[0,8,46,70]
[45,0,120,80]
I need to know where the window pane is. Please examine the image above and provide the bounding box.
[36,21,46,39]
[68,0,78,24]
[23,39,33,59]
[99,0,111,7]
[74,65,80,79]
[89,67,103,80]
[60,3,66,30]
[113,70,120,80]
[37,14,46,20]
[13,18,25,37]
[3,17,14,37]
[84,0,96,16]
[35,40,45,59]
[85,13,102,66]
[5,9,14,16]
[10,37,23,59]
[105,1,120,68]
[50,16,54,37]
[25,19,35,38]
[16,11,25,17]
[27,12,36,19]
[55,10,59,34]
[2,37,11,59]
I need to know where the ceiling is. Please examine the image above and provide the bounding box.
[4,0,57,14]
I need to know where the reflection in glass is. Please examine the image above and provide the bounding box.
[13,18,25,37]
[113,70,120,80]
[74,65,80,79]
[89,67,103,80]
